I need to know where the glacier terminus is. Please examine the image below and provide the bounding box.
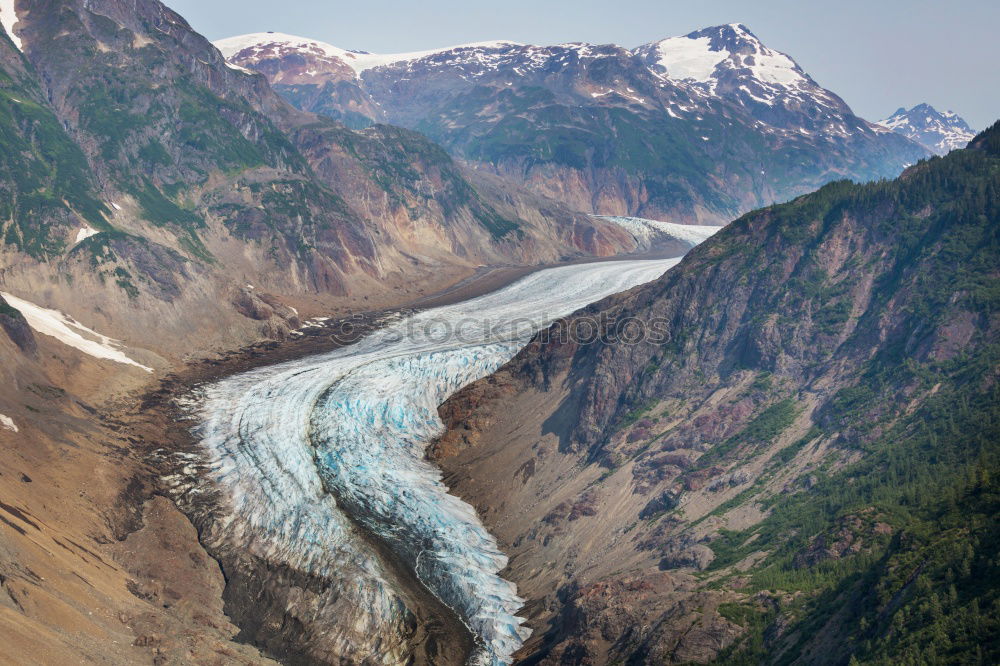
[177,256,690,665]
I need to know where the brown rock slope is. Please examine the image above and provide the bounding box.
[0,300,277,664]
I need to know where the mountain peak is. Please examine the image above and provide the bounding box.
[878,104,975,155]
[686,22,762,48]
[628,21,859,123]
[640,23,808,93]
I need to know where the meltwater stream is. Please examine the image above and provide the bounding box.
[190,257,681,665]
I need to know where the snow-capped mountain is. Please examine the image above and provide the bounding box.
[218,24,862,135]
[634,23,853,132]
[217,25,929,224]
[214,33,525,127]
[216,32,522,77]
[878,103,976,155]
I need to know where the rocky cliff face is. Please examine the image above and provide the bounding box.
[221,25,930,226]
[435,123,1000,663]
[0,294,34,353]
[0,20,110,262]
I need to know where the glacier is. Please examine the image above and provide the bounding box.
[597,214,723,248]
[184,257,684,665]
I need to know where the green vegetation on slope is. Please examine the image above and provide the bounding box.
[702,123,1000,665]
[0,70,109,259]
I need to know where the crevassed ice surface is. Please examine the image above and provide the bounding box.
[193,257,682,665]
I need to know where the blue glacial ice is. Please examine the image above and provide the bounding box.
[187,257,683,665]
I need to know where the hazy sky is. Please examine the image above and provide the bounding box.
[166,0,997,129]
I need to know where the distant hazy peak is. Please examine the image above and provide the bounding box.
[878,103,976,155]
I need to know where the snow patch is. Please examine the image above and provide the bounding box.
[744,49,801,86]
[0,292,152,372]
[652,35,727,84]
[75,226,100,244]
[224,61,252,74]
[0,0,22,52]
[0,414,17,433]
